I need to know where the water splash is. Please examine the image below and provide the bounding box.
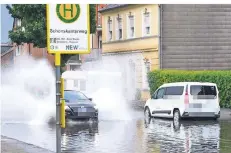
[1,55,56,125]
[81,58,133,121]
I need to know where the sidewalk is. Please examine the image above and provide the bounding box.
[1,136,54,153]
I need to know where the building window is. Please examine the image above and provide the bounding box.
[15,46,21,56]
[116,14,123,40]
[127,12,135,39]
[143,8,151,36]
[143,58,151,89]
[98,13,101,27]
[99,40,102,49]
[74,80,79,87]
[80,80,86,91]
[64,79,67,89]
[146,64,151,73]
[70,65,80,71]
[107,16,113,41]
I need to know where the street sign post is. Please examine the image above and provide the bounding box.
[47,4,90,54]
[46,4,90,153]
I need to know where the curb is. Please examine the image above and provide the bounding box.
[1,136,55,153]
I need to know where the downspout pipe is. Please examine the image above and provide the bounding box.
[158,4,162,69]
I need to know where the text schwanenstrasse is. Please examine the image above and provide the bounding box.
[50,29,87,34]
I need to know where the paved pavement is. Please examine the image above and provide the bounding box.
[1,136,54,153]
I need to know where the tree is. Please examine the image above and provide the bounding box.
[7,4,96,67]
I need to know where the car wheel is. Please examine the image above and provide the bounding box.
[173,109,181,122]
[144,107,151,118]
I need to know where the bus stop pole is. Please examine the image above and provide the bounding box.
[55,53,61,153]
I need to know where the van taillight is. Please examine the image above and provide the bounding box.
[184,85,189,105]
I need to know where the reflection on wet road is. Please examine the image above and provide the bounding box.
[61,111,231,153]
[1,110,231,153]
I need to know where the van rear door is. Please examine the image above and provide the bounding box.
[189,84,219,111]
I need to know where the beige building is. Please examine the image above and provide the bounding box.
[99,4,160,101]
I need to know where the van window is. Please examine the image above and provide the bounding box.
[74,79,79,87]
[165,86,184,95]
[190,85,217,99]
[156,88,165,99]
[80,80,86,91]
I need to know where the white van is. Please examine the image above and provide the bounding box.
[144,82,220,121]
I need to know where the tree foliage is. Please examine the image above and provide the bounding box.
[7,4,96,66]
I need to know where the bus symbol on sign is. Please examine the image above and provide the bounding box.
[56,4,81,23]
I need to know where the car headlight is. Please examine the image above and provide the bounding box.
[94,105,98,110]
[65,106,71,111]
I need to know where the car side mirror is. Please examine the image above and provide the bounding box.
[89,98,93,101]
[151,95,156,99]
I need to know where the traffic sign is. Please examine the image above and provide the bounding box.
[46,4,90,54]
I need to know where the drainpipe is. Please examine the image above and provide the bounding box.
[158,4,162,69]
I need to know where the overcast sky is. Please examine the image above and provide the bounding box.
[1,4,14,43]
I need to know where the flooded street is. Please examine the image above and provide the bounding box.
[1,108,231,153]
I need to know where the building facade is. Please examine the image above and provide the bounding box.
[160,4,231,70]
[12,18,55,67]
[100,4,231,101]
[100,4,160,101]
[80,4,107,63]
[1,44,14,71]
[13,42,55,67]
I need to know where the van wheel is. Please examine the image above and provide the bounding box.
[173,109,181,122]
[144,107,151,118]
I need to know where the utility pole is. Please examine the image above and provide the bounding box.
[55,53,61,153]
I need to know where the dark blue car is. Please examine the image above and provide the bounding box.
[64,90,98,120]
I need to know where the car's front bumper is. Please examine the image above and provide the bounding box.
[65,110,98,119]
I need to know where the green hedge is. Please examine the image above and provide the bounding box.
[148,70,231,108]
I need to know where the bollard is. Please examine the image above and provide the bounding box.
[60,98,66,128]
[60,77,65,128]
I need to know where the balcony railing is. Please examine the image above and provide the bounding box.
[81,48,102,62]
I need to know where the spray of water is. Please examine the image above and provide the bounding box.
[81,58,134,121]
[1,55,56,124]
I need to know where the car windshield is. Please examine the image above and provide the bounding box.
[64,91,88,102]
